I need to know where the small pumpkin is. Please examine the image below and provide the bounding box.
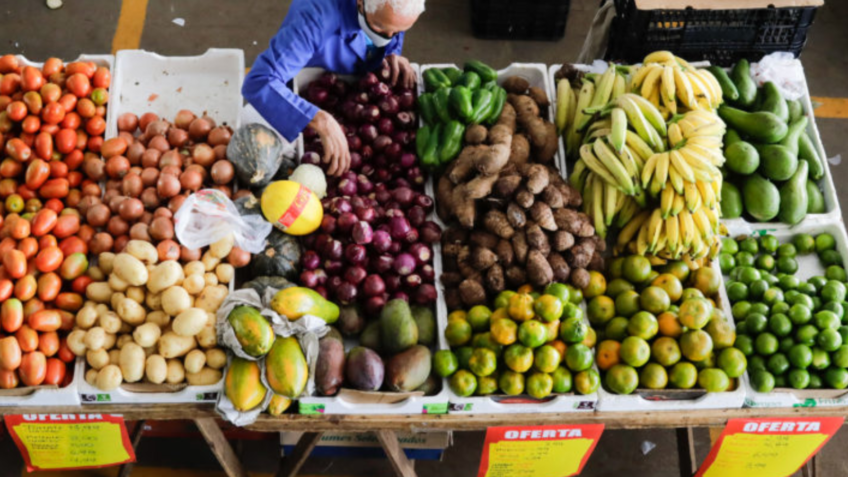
[250,229,302,281]
[243,276,295,300]
[227,123,285,189]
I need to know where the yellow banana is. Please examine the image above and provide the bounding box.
[626,145,646,169]
[669,149,695,183]
[660,184,675,218]
[684,181,701,212]
[615,197,640,228]
[567,86,578,129]
[631,64,659,91]
[590,65,616,108]
[625,130,655,160]
[696,181,716,209]
[661,65,677,115]
[636,220,650,256]
[686,71,713,110]
[668,123,684,147]
[641,152,659,189]
[666,215,680,257]
[609,108,628,153]
[594,138,636,194]
[647,208,664,252]
[673,67,695,109]
[630,94,668,138]
[669,166,685,194]
[671,193,685,216]
[617,142,641,179]
[655,152,670,190]
[570,158,590,192]
[692,206,713,239]
[617,95,664,152]
[579,144,619,187]
[592,174,607,239]
[644,50,676,65]
[613,73,626,100]
[617,210,652,249]
[678,209,695,249]
[604,181,618,227]
[567,81,595,157]
[641,66,664,102]
[555,79,571,132]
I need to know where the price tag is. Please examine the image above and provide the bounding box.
[4,414,136,471]
[696,417,843,477]
[477,424,604,477]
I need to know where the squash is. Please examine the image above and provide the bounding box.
[243,276,295,297]
[250,229,301,280]
[227,123,285,189]
[234,193,262,216]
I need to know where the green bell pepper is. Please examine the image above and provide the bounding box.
[482,80,498,91]
[470,89,494,124]
[485,87,507,125]
[450,86,473,123]
[421,123,442,169]
[464,60,498,83]
[423,69,451,92]
[416,125,431,159]
[441,67,462,85]
[456,71,481,90]
[418,93,436,125]
[433,87,453,123]
[439,120,465,164]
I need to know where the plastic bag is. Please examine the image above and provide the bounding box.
[174,189,272,254]
[751,52,807,101]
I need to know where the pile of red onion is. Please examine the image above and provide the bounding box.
[298,70,442,314]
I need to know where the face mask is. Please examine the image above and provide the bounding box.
[358,11,393,48]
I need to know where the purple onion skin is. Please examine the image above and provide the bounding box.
[393,253,416,276]
[419,223,442,244]
[397,89,415,110]
[356,175,374,194]
[373,135,392,151]
[373,254,395,273]
[336,282,358,304]
[300,270,320,288]
[337,178,358,196]
[345,266,367,285]
[362,274,386,297]
[414,194,434,211]
[403,228,419,244]
[336,212,358,232]
[317,72,337,88]
[384,274,401,292]
[393,178,411,189]
[377,118,394,136]
[389,241,403,254]
[385,143,402,160]
[360,144,373,160]
[392,187,415,207]
[359,123,378,143]
[406,166,425,186]
[327,276,343,291]
[360,104,380,123]
[324,259,344,276]
[395,111,415,130]
[321,215,337,234]
[344,243,368,265]
[371,82,391,98]
[389,216,411,239]
[314,286,328,299]
[372,230,392,253]
[359,72,379,89]
[407,206,426,227]
[364,295,386,315]
[392,291,409,302]
[420,264,435,282]
[313,269,328,286]
[352,221,374,244]
[324,240,344,260]
[302,250,321,270]
[301,151,321,165]
[378,96,400,116]
[408,243,432,265]
[405,273,422,288]
[355,206,376,222]
[413,284,437,305]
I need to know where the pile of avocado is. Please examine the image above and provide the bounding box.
[715,59,826,225]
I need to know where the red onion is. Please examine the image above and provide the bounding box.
[389,216,411,239]
[389,241,403,254]
[307,85,329,105]
[304,126,318,140]
[413,284,437,305]
[314,234,332,253]
[374,169,391,182]
[371,82,390,98]
[407,206,426,227]
[372,230,392,253]
[349,152,363,169]
[360,144,373,160]
[331,198,352,214]
[344,243,368,265]
[359,124,378,143]
[393,131,411,147]
[373,254,395,273]
[338,178,358,196]
[336,282,358,304]
[365,295,386,315]
[378,96,399,115]
[353,92,369,105]
[352,221,373,244]
[407,167,425,186]
[355,206,376,222]
[392,291,409,302]
[373,135,392,152]
[394,253,416,276]
[419,221,442,243]
[313,269,328,285]
[385,274,401,292]
[302,234,317,249]
[385,142,402,160]
[395,111,415,130]
[301,270,320,288]
[314,286,328,299]
[420,264,435,282]
[346,134,362,152]
[363,275,385,297]
[408,243,432,265]
[404,228,419,244]
[378,63,391,82]
[397,89,415,110]
[392,187,415,207]
[393,178,411,189]
[351,196,368,209]
[333,81,348,97]
[321,215,337,234]
[324,259,344,276]
[360,105,380,122]
[359,72,379,89]
[356,175,374,194]
[302,250,321,270]
[361,164,375,176]
[414,194,434,211]
[375,188,391,204]
[345,266,367,285]
[378,118,394,136]
[405,274,422,288]
[301,151,321,165]
[318,72,338,88]
[328,276,343,291]
[337,212,358,232]
[324,240,344,260]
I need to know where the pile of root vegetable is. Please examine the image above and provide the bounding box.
[436,77,603,311]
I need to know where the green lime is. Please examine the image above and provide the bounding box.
[772,302,791,316]
[736,321,749,335]
[467,305,493,331]
[796,324,819,347]
[559,317,588,344]
[763,273,780,286]
[788,368,811,389]
[823,301,845,321]
[763,287,784,306]
[494,290,517,310]
[739,237,759,254]
[748,355,767,372]
[456,346,474,370]
[821,250,843,267]
[810,373,825,389]
[839,326,848,343]
[504,344,534,373]
[433,350,459,377]
[719,253,736,273]
[750,303,771,317]
[825,367,848,389]
[476,375,498,395]
[698,368,731,392]
[722,237,739,255]
[790,293,815,309]
[732,301,752,320]
[777,257,798,274]
[564,343,594,372]
[759,234,779,253]
[727,282,749,303]
[793,233,816,254]
[518,320,549,348]
[615,290,642,318]
[779,337,795,354]
[815,310,841,330]
[767,353,790,375]
[498,370,525,396]
[751,369,776,393]
[745,313,768,334]
[826,266,848,282]
[661,261,691,283]
[755,332,779,356]
[749,280,769,300]
[756,254,775,271]
[811,347,831,370]
[605,317,630,341]
[774,374,788,388]
[551,366,573,393]
[768,314,792,337]
[817,328,843,352]
[788,344,813,368]
[562,302,584,320]
[526,372,554,399]
[812,296,823,312]
[681,288,705,301]
[815,233,836,253]
[445,319,473,347]
[606,278,635,298]
[833,345,848,367]
[778,243,797,258]
[789,304,812,325]
[738,267,761,285]
[822,281,847,303]
[809,276,828,292]
[778,275,800,291]
[718,347,747,378]
[534,296,564,323]
[736,251,755,267]
[735,334,755,356]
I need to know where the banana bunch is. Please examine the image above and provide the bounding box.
[630,50,723,115]
[558,64,628,158]
[573,166,642,240]
[614,205,723,261]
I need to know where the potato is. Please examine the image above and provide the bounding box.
[146,355,167,384]
[85,368,99,386]
[166,359,185,384]
[196,325,218,349]
[109,273,129,292]
[84,327,106,350]
[113,253,149,286]
[103,332,117,350]
[172,308,207,337]
[126,286,145,304]
[87,265,105,282]
[99,252,116,275]
[86,348,109,370]
[205,348,226,369]
[158,332,196,358]
[162,286,191,316]
[95,303,110,317]
[201,251,220,271]
[76,305,98,329]
[99,311,122,334]
[184,349,207,374]
[146,311,170,328]
[143,345,157,357]
[182,274,205,295]
[146,292,163,311]
[119,322,134,334]
[133,322,162,347]
[195,285,228,313]
[186,367,222,386]
[110,292,126,311]
[184,261,205,277]
[206,312,216,326]
[209,234,234,259]
[126,240,158,265]
[120,343,145,383]
[86,282,113,303]
[203,273,219,287]
[215,264,234,284]
[109,349,121,365]
[116,334,134,349]
[148,261,184,294]
[67,329,87,356]
[96,365,123,391]
[117,297,146,325]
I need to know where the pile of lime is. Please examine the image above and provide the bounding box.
[722,232,848,392]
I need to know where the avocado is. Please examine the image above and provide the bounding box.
[757,144,798,181]
[779,116,808,155]
[719,106,789,144]
[743,173,780,222]
[807,180,825,214]
[778,160,808,225]
[720,182,744,219]
[725,141,759,175]
[787,99,804,124]
[799,131,824,180]
[758,81,789,123]
[730,59,757,109]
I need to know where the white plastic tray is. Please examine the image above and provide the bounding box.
[596,259,747,411]
[724,220,848,408]
[107,49,245,139]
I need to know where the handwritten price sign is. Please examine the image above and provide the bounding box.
[4,414,135,471]
[478,425,604,477]
[696,417,843,477]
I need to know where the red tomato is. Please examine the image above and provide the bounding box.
[43,357,65,385]
[18,131,34,147]
[71,275,92,294]
[66,62,96,78]
[49,160,68,179]
[16,184,37,201]
[54,128,76,154]
[55,292,83,312]
[0,74,21,96]
[58,236,86,256]
[15,325,38,353]
[68,172,82,189]
[0,111,12,133]
[35,246,62,272]
[0,237,16,255]
[5,137,31,161]
[58,310,74,331]
[76,224,94,245]
[38,234,57,249]
[0,95,10,111]
[75,129,88,149]
[3,249,26,279]
[1,298,23,333]
[36,273,61,303]
[0,369,19,389]
[22,91,42,115]
[40,123,59,136]
[27,309,61,332]
[38,331,60,357]
[75,97,95,118]
[0,279,12,302]
[31,208,57,236]
[93,66,111,88]
[21,115,40,134]
[57,338,74,363]
[59,252,88,280]
[0,55,18,74]
[9,217,30,240]
[14,275,37,301]
[19,351,46,386]
[42,58,63,77]
[43,198,63,213]
[41,101,65,125]
[87,135,103,153]
[5,100,26,121]
[65,73,91,98]
[38,178,69,200]
[33,131,53,161]
[65,149,83,171]
[47,72,66,88]
[21,66,44,92]
[16,236,38,259]
[40,83,61,103]
[85,115,106,136]
[91,88,109,106]
[0,336,22,371]
[0,157,22,177]
[95,105,106,117]
[60,111,80,130]
[22,299,43,319]
[58,93,77,113]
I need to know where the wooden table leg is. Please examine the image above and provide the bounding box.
[376,430,417,477]
[276,432,323,477]
[802,454,820,477]
[676,427,697,477]
[195,418,248,477]
[117,419,146,477]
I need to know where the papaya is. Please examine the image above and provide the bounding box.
[707,66,739,102]
[787,99,804,124]
[725,141,759,175]
[756,144,798,181]
[380,299,418,354]
[345,346,384,391]
[718,106,788,144]
[385,345,432,392]
[225,358,267,412]
[730,59,757,109]
[265,336,308,399]
[807,180,825,214]
[743,173,780,222]
[799,131,824,180]
[267,394,293,416]
[412,306,436,346]
[779,116,808,156]
[778,160,808,225]
[758,82,789,123]
[228,306,275,357]
[270,287,339,324]
[720,182,744,219]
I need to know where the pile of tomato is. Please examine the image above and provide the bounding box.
[0,54,110,389]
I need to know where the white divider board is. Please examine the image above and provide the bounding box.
[76,360,221,405]
[107,49,245,139]
[725,220,848,408]
[596,260,746,411]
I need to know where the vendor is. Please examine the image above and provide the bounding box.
[243,0,425,176]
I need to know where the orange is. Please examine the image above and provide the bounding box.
[680,329,714,362]
[678,297,713,330]
[587,295,616,327]
[627,311,658,340]
[549,340,567,359]
[444,319,472,347]
[669,362,698,389]
[508,293,535,322]
[574,369,600,395]
[692,266,721,296]
[490,318,518,346]
[619,336,650,367]
[651,273,683,302]
[639,286,671,315]
[661,260,690,283]
[705,313,736,349]
[658,311,684,338]
[639,363,668,390]
[651,336,681,367]
[491,308,509,322]
[517,284,534,294]
[583,271,607,299]
[605,364,638,395]
[448,310,467,322]
[543,319,561,343]
[596,340,621,371]
[698,368,731,392]
[582,326,597,349]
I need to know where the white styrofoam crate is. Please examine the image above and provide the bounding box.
[724,220,848,408]
[107,49,245,139]
[596,260,747,411]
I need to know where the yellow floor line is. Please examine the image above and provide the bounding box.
[811,97,848,119]
[111,0,150,54]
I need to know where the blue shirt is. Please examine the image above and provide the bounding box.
[243,0,405,142]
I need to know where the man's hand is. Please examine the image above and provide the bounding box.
[309,110,350,177]
[385,55,416,89]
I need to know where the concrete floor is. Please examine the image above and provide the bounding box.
[1,0,847,476]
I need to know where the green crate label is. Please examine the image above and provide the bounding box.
[300,403,325,414]
[423,403,448,414]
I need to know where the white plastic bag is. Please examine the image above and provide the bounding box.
[174,189,272,254]
[750,52,807,101]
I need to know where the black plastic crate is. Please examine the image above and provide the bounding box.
[606,0,819,66]
[471,0,571,41]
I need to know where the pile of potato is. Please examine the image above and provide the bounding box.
[67,237,235,391]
